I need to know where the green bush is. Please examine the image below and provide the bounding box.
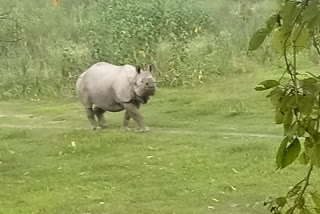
[0,0,311,99]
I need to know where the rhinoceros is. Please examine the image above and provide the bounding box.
[76,62,156,132]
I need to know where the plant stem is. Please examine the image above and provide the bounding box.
[293,42,299,109]
[283,0,309,83]
[288,164,314,214]
[313,36,320,55]
[283,2,315,214]
[313,36,320,131]
[285,178,306,198]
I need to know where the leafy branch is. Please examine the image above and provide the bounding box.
[249,0,320,213]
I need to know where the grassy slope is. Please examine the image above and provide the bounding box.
[0,70,319,214]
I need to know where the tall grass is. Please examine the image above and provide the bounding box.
[0,0,299,99]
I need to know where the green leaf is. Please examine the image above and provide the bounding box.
[267,87,284,107]
[287,95,298,109]
[303,0,319,23]
[282,138,301,168]
[302,117,312,131]
[280,95,292,112]
[300,77,320,95]
[272,27,290,54]
[258,80,280,89]
[304,137,315,155]
[287,122,298,141]
[255,86,267,91]
[311,193,320,207]
[303,0,320,32]
[292,25,309,52]
[302,77,318,84]
[275,107,284,124]
[249,28,270,51]
[272,25,309,54]
[307,120,316,135]
[266,14,278,31]
[272,23,308,54]
[298,95,315,115]
[298,151,310,165]
[307,13,320,32]
[255,80,280,91]
[283,110,293,135]
[276,137,289,169]
[300,208,312,214]
[275,197,287,207]
[259,80,280,88]
[310,144,320,167]
[280,1,300,30]
[297,125,305,137]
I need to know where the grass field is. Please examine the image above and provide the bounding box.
[0,69,319,214]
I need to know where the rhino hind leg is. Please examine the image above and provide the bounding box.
[93,106,107,128]
[86,108,100,130]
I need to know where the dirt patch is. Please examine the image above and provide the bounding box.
[0,123,281,139]
[0,114,35,119]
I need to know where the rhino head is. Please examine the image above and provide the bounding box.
[133,65,156,104]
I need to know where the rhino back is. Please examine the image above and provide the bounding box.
[80,62,137,110]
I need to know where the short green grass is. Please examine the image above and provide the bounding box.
[0,70,319,214]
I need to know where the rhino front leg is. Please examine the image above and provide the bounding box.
[86,108,100,130]
[93,106,107,128]
[121,110,131,131]
[122,103,149,132]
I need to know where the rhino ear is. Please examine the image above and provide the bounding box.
[136,65,141,74]
[147,64,153,72]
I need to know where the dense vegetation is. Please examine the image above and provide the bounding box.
[0,0,280,99]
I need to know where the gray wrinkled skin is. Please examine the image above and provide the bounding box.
[76,62,156,132]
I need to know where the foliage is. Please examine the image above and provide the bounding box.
[0,0,278,99]
[250,0,320,213]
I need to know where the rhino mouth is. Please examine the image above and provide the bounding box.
[145,85,156,90]
[134,93,150,104]
[146,86,156,91]
[147,85,155,88]
[145,87,156,95]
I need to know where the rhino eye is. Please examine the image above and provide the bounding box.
[146,82,149,85]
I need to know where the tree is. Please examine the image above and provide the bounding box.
[249,0,320,213]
